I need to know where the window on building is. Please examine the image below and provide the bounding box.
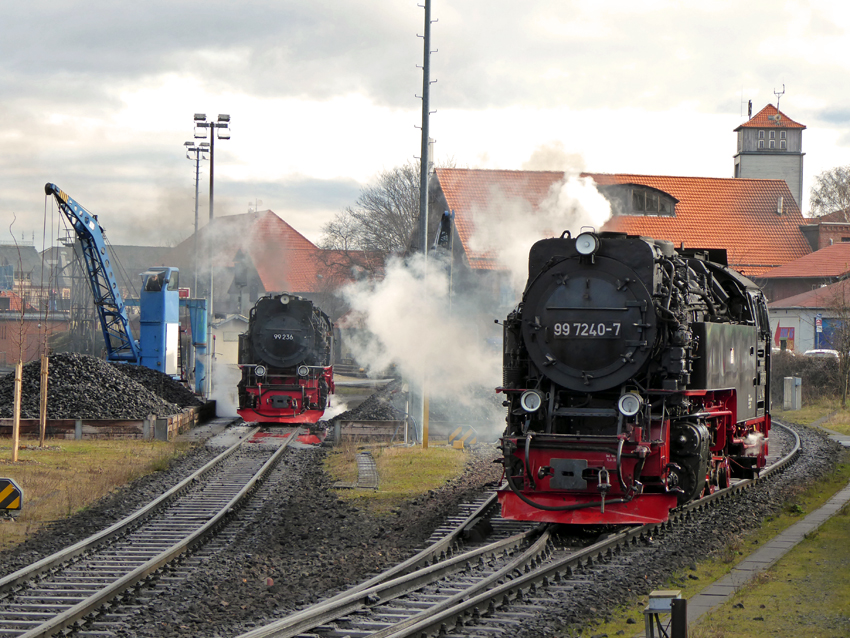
[758,140,765,149]
[758,130,765,139]
[628,188,675,216]
[769,140,775,149]
[780,130,787,139]
[780,140,787,149]
[600,184,678,217]
[842,237,850,242]
[769,130,775,139]
[632,190,645,212]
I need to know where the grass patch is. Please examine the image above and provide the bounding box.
[574,450,850,638]
[0,439,193,550]
[324,441,468,515]
[772,398,839,427]
[688,500,850,637]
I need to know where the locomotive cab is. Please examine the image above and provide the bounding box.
[498,231,771,525]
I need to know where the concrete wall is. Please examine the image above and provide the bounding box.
[735,153,804,207]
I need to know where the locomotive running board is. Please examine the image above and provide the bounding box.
[497,488,679,525]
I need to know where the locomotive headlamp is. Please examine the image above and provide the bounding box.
[280,295,291,304]
[575,232,600,256]
[520,390,544,412]
[297,365,310,377]
[618,392,643,417]
[255,365,266,378]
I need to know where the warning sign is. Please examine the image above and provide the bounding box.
[0,478,23,511]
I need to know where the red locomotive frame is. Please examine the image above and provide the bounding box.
[498,388,770,525]
[237,366,335,424]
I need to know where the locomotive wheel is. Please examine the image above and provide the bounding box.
[666,463,699,506]
[716,459,731,489]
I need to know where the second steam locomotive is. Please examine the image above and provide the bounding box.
[498,231,771,525]
[237,293,334,424]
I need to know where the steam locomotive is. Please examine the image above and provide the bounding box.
[498,231,771,525]
[237,294,334,424]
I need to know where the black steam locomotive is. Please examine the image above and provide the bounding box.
[237,294,334,424]
[498,231,771,524]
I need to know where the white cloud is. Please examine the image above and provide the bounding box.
[1,0,849,250]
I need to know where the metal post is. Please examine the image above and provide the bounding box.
[207,129,215,399]
[670,598,688,638]
[413,0,433,447]
[192,150,201,296]
[418,0,431,255]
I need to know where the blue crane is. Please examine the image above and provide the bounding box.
[45,183,141,363]
[46,183,209,393]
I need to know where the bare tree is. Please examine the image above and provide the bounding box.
[809,165,850,219]
[320,160,423,256]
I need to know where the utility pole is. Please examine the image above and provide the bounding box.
[414,0,434,447]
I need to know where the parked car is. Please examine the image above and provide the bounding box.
[802,349,840,359]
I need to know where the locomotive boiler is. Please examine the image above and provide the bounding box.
[237,293,334,424]
[498,231,771,525]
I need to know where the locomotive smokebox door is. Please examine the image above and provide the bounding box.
[521,255,658,392]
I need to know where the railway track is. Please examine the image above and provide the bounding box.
[234,422,801,638]
[0,426,299,638]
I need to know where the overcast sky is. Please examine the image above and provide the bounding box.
[2,1,849,251]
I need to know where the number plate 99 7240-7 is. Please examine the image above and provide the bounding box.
[552,322,621,338]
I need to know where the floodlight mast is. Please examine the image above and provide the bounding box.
[192,113,231,397]
[184,140,209,296]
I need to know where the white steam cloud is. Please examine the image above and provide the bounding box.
[337,167,613,439]
[468,172,613,296]
[322,400,349,420]
[342,253,502,404]
[210,361,240,417]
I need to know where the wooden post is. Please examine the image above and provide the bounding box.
[12,361,22,462]
[39,355,49,447]
[422,391,429,449]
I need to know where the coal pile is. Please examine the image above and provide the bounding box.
[331,379,407,421]
[0,353,183,419]
[111,363,203,408]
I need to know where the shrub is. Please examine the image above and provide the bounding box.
[770,351,841,405]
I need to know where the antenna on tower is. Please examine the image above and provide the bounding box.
[774,84,785,111]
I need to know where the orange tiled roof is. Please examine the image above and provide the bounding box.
[734,104,806,130]
[767,278,850,309]
[812,208,850,223]
[435,168,812,277]
[172,211,372,293]
[759,242,850,279]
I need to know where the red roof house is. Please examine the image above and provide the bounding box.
[432,168,811,279]
[759,242,850,302]
[169,210,378,319]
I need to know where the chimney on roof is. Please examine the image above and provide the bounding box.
[776,196,784,215]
